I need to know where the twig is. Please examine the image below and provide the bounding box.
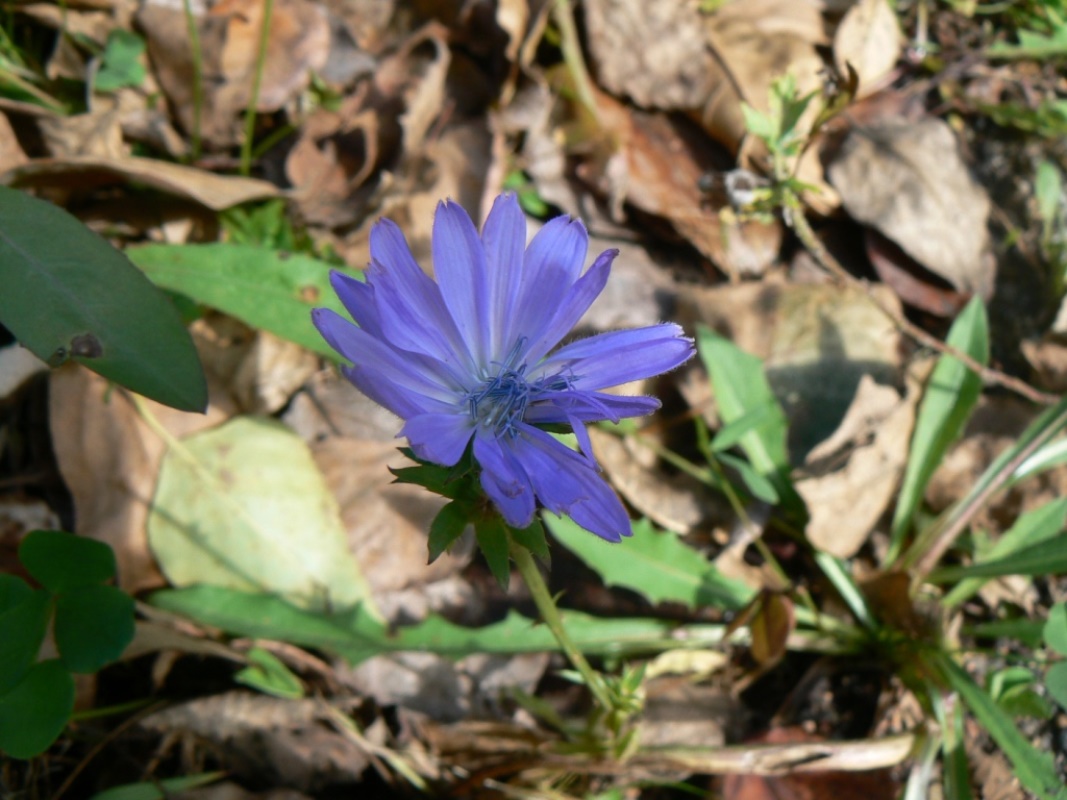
[788,208,1058,406]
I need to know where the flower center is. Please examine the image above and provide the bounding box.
[468,368,530,437]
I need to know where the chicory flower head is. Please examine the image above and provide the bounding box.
[312,194,693,542]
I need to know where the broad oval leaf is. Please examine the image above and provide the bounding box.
[19,530,116,593]
[0,659,74,759]
[0,187,207,412]
[147,416,377,614]
[54,585,135,673]
[0,587,51,695]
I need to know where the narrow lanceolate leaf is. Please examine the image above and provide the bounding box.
[890,297,988,558]
[942,498,1067,607]
[937,653,1067,800]
[696,326,805,518]
[128,243,357,359]
[928,537,1067,583]
[0,187,206,412]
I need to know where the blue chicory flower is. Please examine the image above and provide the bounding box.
[312,194,694,542]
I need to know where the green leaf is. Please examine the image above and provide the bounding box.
[19,530,116,593]
[148,416,377,615]
[149,585,724,665]
[964,617,1045,649]
[0,573,31,614]
[740,103,778,144]
[234,647,304,699]
[0,588,51,696]
[0,187,207,412]
[428,501,471,563]
[128,243,359,360]
[696,326,803,516]
[0,660,75,759]
[89,772,226,800]
[891,297,988,558]
[931,689,973,800]
[0,588,50,695]
[710,404,781,452]
[546,515,754,610]
[928,536,1067,583]
[942,498,1067,607]
[938,654,1067,800]
[1045,661,1067,711]
[716,451,780,504]
[475,515,511,590]
[1035,160,1062,226]
[1044,602,1067,656]
[94,29,146,92]
[54,585,135,673]
[511,516,550,563]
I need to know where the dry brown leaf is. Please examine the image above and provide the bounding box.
[584,0,718,111]
[0,113,28,176]
[231,331,319,415]
[828,116,995,299]
[138,0,328,148]
[140,692,371,791]
[720,727,900,800]
[285,372,470,594]
[285,90,380,227]
[49,366,230,594]
[638,677,732,748]
[212,0,330,110]
[380,23,451,157]
[797,375,916,558]
[590,425,732,533]
[1022,335,1067,393]
[312,436,467,595]
[864,227,971,317]
[37,107,128,159]
[833,0,902,98]
[1,154,278,210]
[589,94,782,275]
[341,651,549,722]
[678,281,902,461]
[495,0,530,66]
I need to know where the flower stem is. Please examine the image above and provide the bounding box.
[509,540,615,711]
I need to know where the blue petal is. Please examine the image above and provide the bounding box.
[342,364,452,419]
[537,324,694,389]
[525,391,661,423]
[481,194,527,357]
[523,248,615,365]
[329,271,382,337]
[474,433,536,528]
[367,267,472,387]
[312,308,458,404]
[432,200,492,367]
[511,216,588,356]
[369,221,474,371]
[512,426,631,542]
[401,413,475,466]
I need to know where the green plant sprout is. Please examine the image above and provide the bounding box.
[0,531,135,758]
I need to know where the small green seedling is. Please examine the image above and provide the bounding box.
[0,530,135,758]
